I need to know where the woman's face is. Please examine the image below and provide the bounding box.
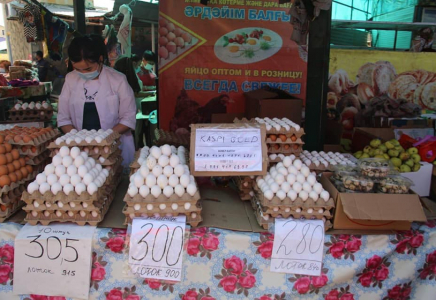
[72,57,102,73]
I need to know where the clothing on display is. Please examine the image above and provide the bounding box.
[44,15,68,60]
[18,4,43,42]
[117,4,133,56]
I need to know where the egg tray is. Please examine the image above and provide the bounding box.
[123,190,201,204]
[256,192,335,209]
[233,176,255,190]
[8,129,60,147]
[266,137,304,145]
[260,205,333,219]
[48,140,121,159]
[23,195,109,212]
[130,151,190,172]
[239,191,253,201]
[234,118,305,138]
[24,150,50,166]
[0,170,37,199]
[8,108,54,122]
[0,200,25,223]
[48,131,121,148]
[17,143,50,157]
[154,129,190,148]
[123,210,203,228]
[0,184,26,205]
[99,149,122,166]
[124,199,201,215]
[268,144,303,154]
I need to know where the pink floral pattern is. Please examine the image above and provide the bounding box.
[323,285,355,300]
[105,286,140,300]
[391,230,424,255]
[325,235,362,261]
[383,282,412,300]
[187,227,220,259]
[288,267,329,294]
[90,252,107,290]
[0,244,13,285]
[357,255,391,288]
[143,279,177,293]
[253,233,274,259]
[255,292,286,300]
[100,229,127,253]
[215,255,257,296]
[418,250,436,280]
[24,296,66,300]
[179,288,215,300]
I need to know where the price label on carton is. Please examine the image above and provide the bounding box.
[129,216,186,281]
[271,218,325,276]
[14,224,96,299]
[194,128,263,172]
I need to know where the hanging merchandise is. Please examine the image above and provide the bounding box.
[116,4,132,56]
[103,25,121,67]
[18,3,43,43]
[44,15,68,60]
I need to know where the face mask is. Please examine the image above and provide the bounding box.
[75,64,101,81]
[0,68,5,73]
[144,63,153,71]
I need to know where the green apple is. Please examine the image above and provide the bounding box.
[390,157,402,167]
[354,151,363,159]
[374,149,383,156]
[405,159,414,168]
[390,139,400,147]
[407,147,419,155]
[369,149,376,157]
[378,145,388,153]
[388,149,399,157]
[383,154,390,160]
[399,152,410,161]
[363,146,372,154]
[395,146,405,153]
[361,153,370,158]
[412,154,421,163]
[370,139,382,148]
[385,141,395,149]
[400,164,412,173]
[433,160,436,166]
[375,155,385,159]
[413,164,421,172]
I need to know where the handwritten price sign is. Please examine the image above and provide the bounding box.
[128,216,186,281]
[13,224,96,299]
[271,218,325,276]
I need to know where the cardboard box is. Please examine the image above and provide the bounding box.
[401,162,433,197]
[352,127,395,152]
[321,173,426,231]
[244,88,303,124]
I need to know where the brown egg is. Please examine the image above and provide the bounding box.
[0,145,5,154]
[11,149,19,160]
[15,170,22,181]
[0,135,4,143]
[31,146,37,153]
[4,135,13,142]
[0,154,6,166]
[4,143,11,153]
[12,160,20,171]
[0,204,6,212]
[0,175,10,187]
[13,135,22,143]
[20,167,28,178]
[291,135,297,142]
[26,165,33,173]
[23,135,32,143]
[19,158,25,167]
[6,163,14,173]
[269,135,277,142]
[8,172,17,183]
[283,144,290,150]
[21,146,28,152]
[5,153,12,163]
[0,166,7,176]
[293,144,299,150]
[279,134,287,142]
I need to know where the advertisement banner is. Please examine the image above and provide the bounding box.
[158,0,307,131]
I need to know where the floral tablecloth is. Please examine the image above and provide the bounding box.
[0,221,436,300]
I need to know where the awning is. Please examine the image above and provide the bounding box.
[112,0,158,23]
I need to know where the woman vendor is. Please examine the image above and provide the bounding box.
[137,50,157,90]
[57,35,137,166]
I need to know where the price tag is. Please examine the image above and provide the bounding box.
[271,218,325,276]
[194,128,263,172]
[128,216,186,281]
[13,224,96,299]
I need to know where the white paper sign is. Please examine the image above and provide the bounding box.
[129,216,186,281]
[194,128,262,172]
[271,218,325,276]
[14,224,96,299]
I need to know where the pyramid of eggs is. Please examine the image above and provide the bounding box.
[299,151,357,171]
[253,156,334,230]
[22,129,123,225]
[124,144,202,227]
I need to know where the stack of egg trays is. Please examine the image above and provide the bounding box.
[233,176,255,201]
[123,190,202,227]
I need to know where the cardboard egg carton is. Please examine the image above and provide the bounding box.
[123,190,201,204]
[99,149,122,166]
[256,192,335,209]
[265,136,304,144]
[268,144,303,154]
[234,118,305,138]
[23,196,107,212]
[8,108,54,122]
[48,131,120,148]
[123,206,203,227]
[123,199,201,215]
[261,206,333,219]
[24,150,50,165]
[48,140,121,159]
[8,129,60,147]
[17,143,49,157]
[154,129,190,148]
[233,176,255,190]
[0,184,26,205]
[0,197,25,223]
[130,150,190,171]
[0,171,37,199]
[239,191,253,201]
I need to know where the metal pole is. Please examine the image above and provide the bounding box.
[2,4,12,63]
[74,0,86,34]
[304,8,332,151]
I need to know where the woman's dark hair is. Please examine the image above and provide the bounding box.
[114,56,141,94]
[142,50,157,63]
[68,34,109,66]
[131,54,141,63]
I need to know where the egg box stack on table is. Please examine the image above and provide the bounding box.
[252,157,334,230]
[154,128,190,149]
[299,151,357,172]
[48,129,123,180]
[9,101,54,122]
[22,144,122,226]
[233,176,256,201]
[234,117,304,155]
[123,145,202,227]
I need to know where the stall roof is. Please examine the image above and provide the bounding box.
[8,1,109,18]
[112,0,159,23]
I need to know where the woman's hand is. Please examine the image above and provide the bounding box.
[60,125,75,134]
[112,124,131,135]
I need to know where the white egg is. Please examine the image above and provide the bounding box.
[78,165,88,178]
[66,165,77,177]
[307,174,317,186]
[299,191,309,201]
[186,183,197,196]
[55,165,66,177]
[139,165,150,178]
[151,185,161,198]
[168,174,179,187]
[146,174,157,187]
[139,186,150,197]
[286,174,296,185]
[172,203,178,210]
[276,190,286,200]
[274,174,285,185]
[99,157,106,164]
[52,155,63,166]
[169,155,180,168]
[157,174,168,188]
[293,159,303,170]
[264,189,274,200]
[146,204,154,211]
[283,156,293,167]
[151,165,162,177]
[27,182,39,194]
[44,164,55,175]
[39,182,50,194]
[59,146,70,157]
[292,182,302,193]
[151,147,162,159]
[276,163,284,169]
[270,182,280,193]
[36,173,47,185]
[320,190,330,202]
[280,182,291,193]
[75,183,86,195]
[288,166,299,175]
[134,174,145,188]
[179,174,190,188]
[287,190,298,201]
[47,174,58,186]
[309,191,319,201]
[74,156,85,168]
[163,165,173,177]
[59,174,70,186]
[174,184,185,197]
[296,174,306,184]
[83,173,94,186]
[128,185,138,197]
[145,156,156,169]
[55,138,63,145]
[161,145,172,157]
[277,167,288,176]
[80,151,88,160]
[313,183,323,194]
[174,164,184,177]
[304,159,312,166]
[158,155,169,167]
[301,166,310,177]
[87,182,98,195]
[303,182,312,193]
[318,208,324,214]
[267,178,275,186]
[87,158,96,168]
[270,166,277,173]
[163,186,173,197]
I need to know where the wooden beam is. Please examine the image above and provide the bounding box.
[74,0,86,34]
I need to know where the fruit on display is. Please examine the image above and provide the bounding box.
[378,176,412,194]
[354,139,421,173]
[358,158,391,178]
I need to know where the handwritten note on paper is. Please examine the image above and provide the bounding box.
[271,218,325,276]
[13,224,96,299]
[194,128,262,172]
[129,216,186,282]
